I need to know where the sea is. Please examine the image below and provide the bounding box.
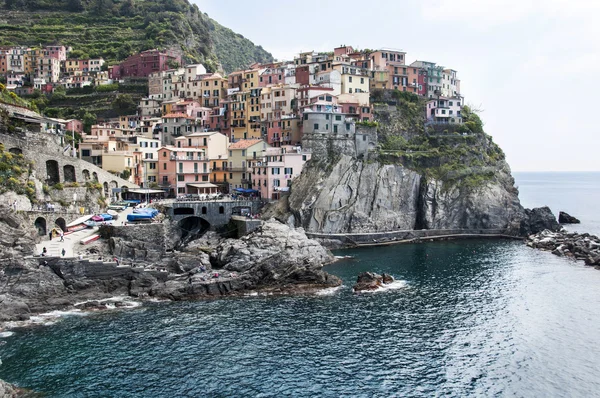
[0,172,599,397]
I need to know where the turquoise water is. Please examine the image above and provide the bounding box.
[0,172,599,397]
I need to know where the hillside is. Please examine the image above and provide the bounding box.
[0,0,273,73]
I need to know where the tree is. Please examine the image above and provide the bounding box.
[112,94,137,116]
[67,0,84,12]
[82,112,97,134]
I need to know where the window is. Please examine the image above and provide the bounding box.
[178,187,185,193]
[335,115,342,121]
[348,76,352,83]
[449,101,453,106]
[202,206,207,214]
[449,110,453,115]
[229,150,232,157]
[177,175,184,181]
[163,151,167,157]
[333,125,338,133]
[242,150,246,156]
[360,78,364,84]
[149,163,156,170]
[219,206,224,214]
[81,149,90,157]
[163,163,167,170]
[314,123,319,130]
[284,167,293,174]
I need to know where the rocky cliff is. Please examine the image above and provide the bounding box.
[284,93,546,236]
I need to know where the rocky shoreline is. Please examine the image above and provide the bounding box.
[526,229,600,267]
[0,204,341,329]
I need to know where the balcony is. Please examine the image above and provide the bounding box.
[170,155,207,161]
[177,169,212,174]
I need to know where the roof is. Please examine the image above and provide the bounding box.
[163,113,190,119]
[179,131,220,138]
[229,139,263,150]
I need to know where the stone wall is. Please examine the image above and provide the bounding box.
[0,132,137,204]
[168,200,263,228]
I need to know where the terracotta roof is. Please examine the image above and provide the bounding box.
[229,139,263,150]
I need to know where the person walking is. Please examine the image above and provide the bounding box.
[61,248,66,257]
[49,230,52,241]
[59,230,64,242]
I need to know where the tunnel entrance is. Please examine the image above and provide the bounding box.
[55,217,67,232]
[177,216,211,246]
[34,217,47,236]
[46,160,60,185]
[63,165,76,183]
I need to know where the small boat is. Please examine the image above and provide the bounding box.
[99,213,113,221]
[91,215,104,222]
[83,220,98,227]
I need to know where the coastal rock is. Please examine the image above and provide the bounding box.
[353,272,395,292]
[210,219,340,290]
[558,211,581,224]
[519,207,561,235]
[0,379,25,397]
[526,230,600,267]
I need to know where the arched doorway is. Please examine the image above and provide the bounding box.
[177,216,211,245]
[103,182,109,196]
[63,165,76,182]
[46,160,60,185]
[92,172,98,181]
[8,147,22,155]
[55,217,67,232]
[34,217,47,236]
[82,169,90,181]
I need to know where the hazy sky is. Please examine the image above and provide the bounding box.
[194,0,600,171]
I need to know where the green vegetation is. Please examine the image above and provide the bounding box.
[0,0,273,72]
[0,143,36,201]
[53,182,64,190]
[0,83,32,109]
[378,99,504,191]
[85,181,103,191]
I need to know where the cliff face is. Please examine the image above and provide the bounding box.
[287,94,527,235]
[288,156,523,234]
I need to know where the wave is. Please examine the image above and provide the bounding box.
[334,255,354,259]
[0,331,15,338]
[354,280,408,294]
[314,285,344,296]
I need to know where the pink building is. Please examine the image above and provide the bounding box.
[65,119,83,134]
[250,145,312,200]
[43,45,67,61]
[110,49,181,79]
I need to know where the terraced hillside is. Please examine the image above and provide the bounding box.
[0,0,273,72]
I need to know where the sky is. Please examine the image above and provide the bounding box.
[194,0,600,171]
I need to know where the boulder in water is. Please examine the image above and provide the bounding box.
[558,211,580,224]
[353,272,395,292]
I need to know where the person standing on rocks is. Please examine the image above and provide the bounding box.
[59,230,64,242]
[49,231,52,241]
[61,248,66,257]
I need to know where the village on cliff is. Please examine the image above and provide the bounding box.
[1,44,463,200]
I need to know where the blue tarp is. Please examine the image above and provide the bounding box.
[234,188,259,194]
[127,213,154,221]
[99,214,113,221]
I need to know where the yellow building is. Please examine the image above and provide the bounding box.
[227,139,269,190]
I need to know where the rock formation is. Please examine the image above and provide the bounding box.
[559,211,581,224]
[526,230,600,266]
[0,379,25,397]
[353,272,395,292]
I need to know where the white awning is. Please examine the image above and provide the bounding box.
[186,183,218,189]
[126,189,166,194]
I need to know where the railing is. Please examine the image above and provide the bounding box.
[170,156,207,161]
